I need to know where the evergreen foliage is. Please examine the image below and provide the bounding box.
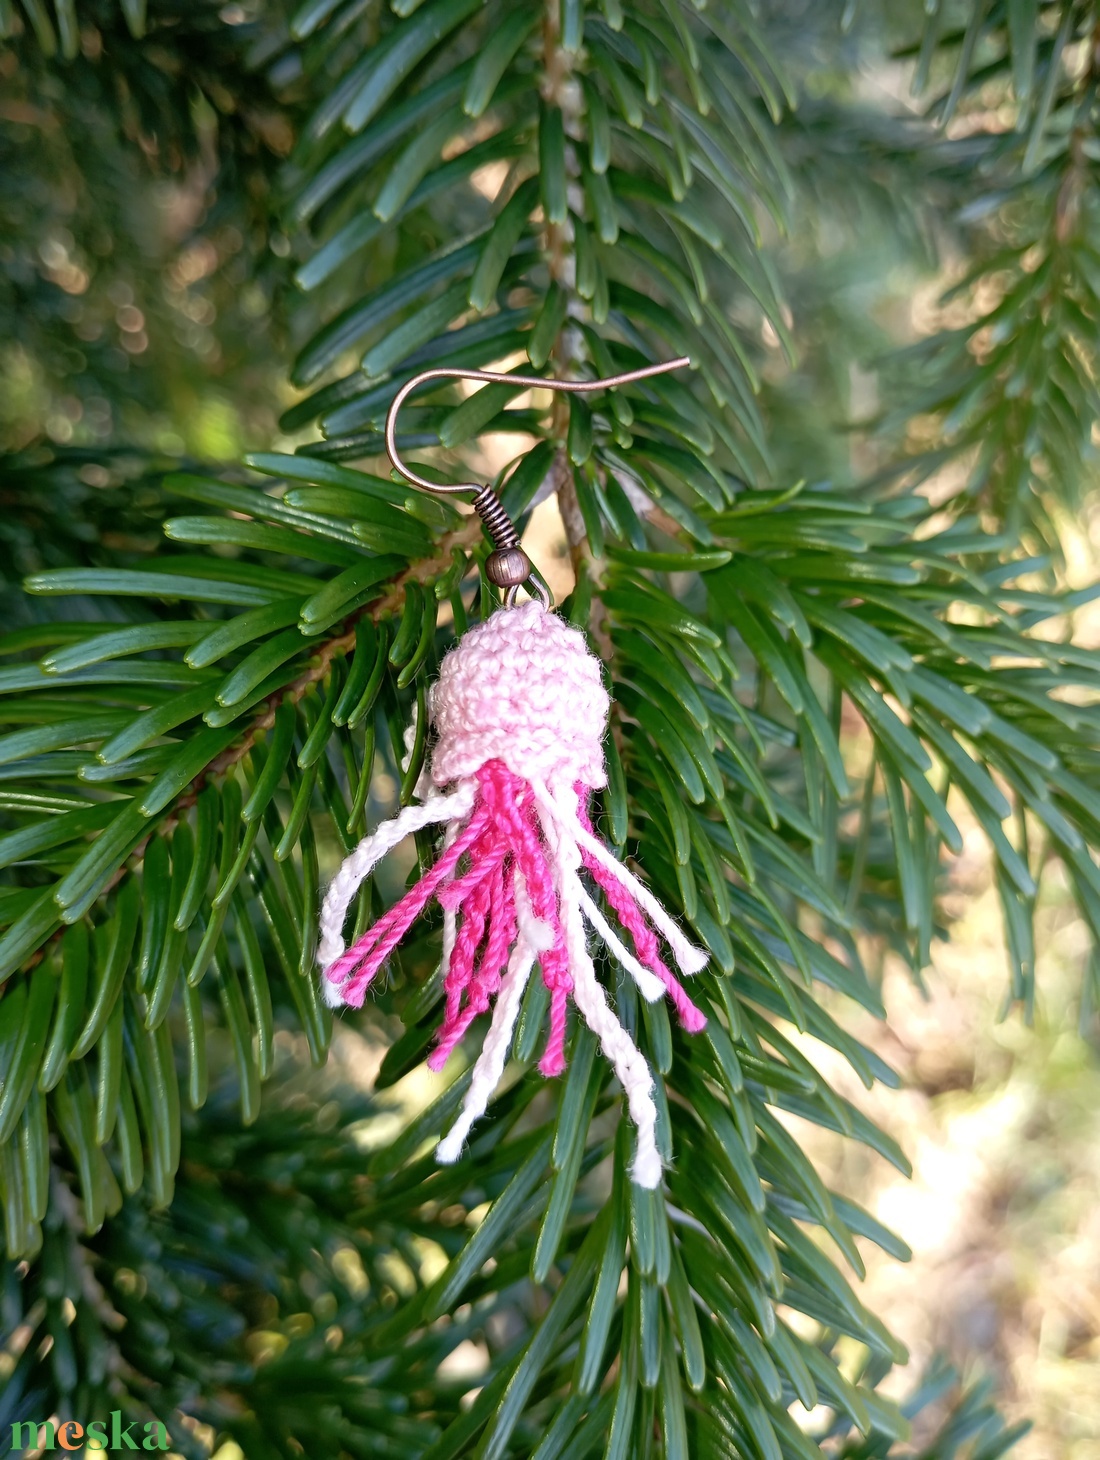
[1,1,1097,1454]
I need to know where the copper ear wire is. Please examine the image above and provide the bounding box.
[384,356,692,606]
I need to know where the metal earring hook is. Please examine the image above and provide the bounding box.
[384,355,692,607]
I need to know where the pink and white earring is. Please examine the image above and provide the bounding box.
[317,359,706,1188]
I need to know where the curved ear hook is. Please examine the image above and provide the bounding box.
[384,356,692,608]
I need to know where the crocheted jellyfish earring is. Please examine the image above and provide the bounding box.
[317,360,707,1188]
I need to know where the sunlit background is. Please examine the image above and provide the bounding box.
[513,481,1100,1460]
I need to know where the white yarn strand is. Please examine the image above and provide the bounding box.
[319,605,698,1189]
[317,782,477,973]
[436,816,463,991]
[435,938,534,1164]
[321,970,351,1009]
[563,812,708,976]
[561,880,662,1188]
[533,786,662,1188]
[400,705,433,803]
[513,875,556,954]
[575,884,666,1004]
[435,868,544,1163]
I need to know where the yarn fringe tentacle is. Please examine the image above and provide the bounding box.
[320,761,705,1185]
[318,601,708,1188]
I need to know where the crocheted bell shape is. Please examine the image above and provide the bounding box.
[318,601,707,1187]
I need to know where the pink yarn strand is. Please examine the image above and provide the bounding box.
[429,871,493,1068]
[438,846,502,1018]
[476,856,517,990]
[428,858,517,1072]
[575,793,706,1033]
[318,601,709,1190]
[478,762,573,1076]
[331,802,491,1001]
[540,988,569,1077]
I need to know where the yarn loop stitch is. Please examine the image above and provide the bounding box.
[430,601,609,789]
[318,602,706,1187]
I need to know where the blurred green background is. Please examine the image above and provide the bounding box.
[521,465,1100,1460]
[799,740,1100,1459]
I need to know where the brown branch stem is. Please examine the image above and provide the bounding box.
[95,519,483,902]
[198,518,481,790]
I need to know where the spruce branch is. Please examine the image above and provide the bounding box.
[188,515,481,795]
[3,5,1100,1456]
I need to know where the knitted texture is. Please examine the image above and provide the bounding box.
[430,599,609,789]
[318,603,706,1187]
